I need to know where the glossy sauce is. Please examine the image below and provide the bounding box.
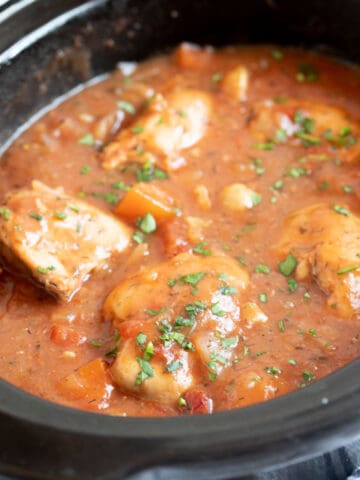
[0,45,360,416]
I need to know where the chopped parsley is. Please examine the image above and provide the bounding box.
[259,293,268,303]
[253,141,275,151]
[301,370,315,386]
[135,161,168,182]
[136,333,147,346]
[295,132,321,147]
[184,301,206,316]
[252,193,262,206]
[272,179,284,190]
[67,204,80,213]
[174,316,195,328]
[166,360,182,373]
[132,231,145,244]
[78,133,95,146]
[211,72,223,83]
[89,339,103,348]
[36,265,56,275]
[111,181,129,191]
[332,204,350,216]
[323,128,356,148]
[275,129,287,143]
[117,100,136,114]
[143,342,154,360]
[288,278,298,292]
[254,264,270,275]
[342,185,353,194]
[211,302,225,317]
[103,192,119,205]
[278,254,298,276]
[319,181,329,190]
[286,167,309,178]
[54,211,67,220]
[135,357,154,385]
[193,242,211,256]
[221,336,238,349]
[219,286,238,295]
[80,165,91,174]
[105,346,118,357]
[236,255,247,266]
[337,265,358,275]
[180,272,206,287]
[132,125,144,135]
[145,307,167,316]
[296,63,318,82]
[138,213,157,234]
[29,212,43,221]
[272,50,284,60]
[265,366,281,377]
[288,358,297,366]
[178,397,187,407]
[0,208,11,221]
[278,319,286,332]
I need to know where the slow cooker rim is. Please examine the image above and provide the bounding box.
[1,0,360,475]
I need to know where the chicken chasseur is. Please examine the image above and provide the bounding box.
[0,43,359,416]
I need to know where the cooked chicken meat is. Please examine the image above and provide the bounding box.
[276,203,360,318]
[250,98,360,164]
[103,252,249,403]
[0,181,132,301]
[102,89,212,171]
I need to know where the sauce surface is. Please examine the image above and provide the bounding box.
[0,44,360,416]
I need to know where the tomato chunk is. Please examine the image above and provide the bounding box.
[158,218,189,257]
[184,389,213,415]
[50,325,85,347]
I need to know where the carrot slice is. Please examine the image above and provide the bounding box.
[58,358,111,402]
[115,183,175,223]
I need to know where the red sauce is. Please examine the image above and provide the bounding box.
[0,44,360,416]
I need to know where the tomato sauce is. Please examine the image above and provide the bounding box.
[0,44,360,416]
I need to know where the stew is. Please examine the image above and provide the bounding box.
[0,44,360,416]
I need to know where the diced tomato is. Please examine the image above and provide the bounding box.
[158,218,189,258]
[50,325,85,347]
[184,389,213,415]
[118,319,155,339]
[115,183,175,224]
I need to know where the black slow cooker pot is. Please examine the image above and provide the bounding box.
[1,1,360,479]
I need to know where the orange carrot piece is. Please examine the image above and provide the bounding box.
[115,183,175,223]
[58,358,110,402]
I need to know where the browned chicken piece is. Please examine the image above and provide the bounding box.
[0,181,132,301]
[101,89,212,172]
[103,252,249,403]
[249,98,360,164]
[276,203,360,318]
[92,82,156,142]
